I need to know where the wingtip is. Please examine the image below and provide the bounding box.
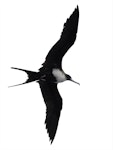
[49,135,54,144]
[71,5,79,17]
[50,139,53,144]
[75,5,79,12]
[45,123,54,144]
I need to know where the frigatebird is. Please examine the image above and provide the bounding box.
[10,6,79,143]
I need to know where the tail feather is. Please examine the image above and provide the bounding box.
[9,67,41,87]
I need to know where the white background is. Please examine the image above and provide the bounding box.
[0,0,112,150]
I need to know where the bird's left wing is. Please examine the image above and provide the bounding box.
[39,81,62,143]
[44,6,79,68]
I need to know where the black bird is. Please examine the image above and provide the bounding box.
[10,6,79,143]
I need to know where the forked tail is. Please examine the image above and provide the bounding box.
[9,67,41,87]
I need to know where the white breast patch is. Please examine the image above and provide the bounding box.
[52,69,66,83]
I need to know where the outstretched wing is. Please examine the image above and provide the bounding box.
[44,6,79,68]
[39,80,62,143]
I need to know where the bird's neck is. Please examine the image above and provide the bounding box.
[52,68,67,83]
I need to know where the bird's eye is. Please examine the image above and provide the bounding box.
[66,75,71,80]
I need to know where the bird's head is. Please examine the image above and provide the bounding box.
[66,74,80,85]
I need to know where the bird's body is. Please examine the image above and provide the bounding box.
[52,69,66,83]
[10,6,79,143]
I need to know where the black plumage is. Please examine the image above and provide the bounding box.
[42,5,79,69]
[10,6,79,143]
[39,81,62,143]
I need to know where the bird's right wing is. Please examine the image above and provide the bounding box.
[39,80,62,143]
[44,6,79,68]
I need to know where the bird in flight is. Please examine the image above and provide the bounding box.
[10,5,79,143]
